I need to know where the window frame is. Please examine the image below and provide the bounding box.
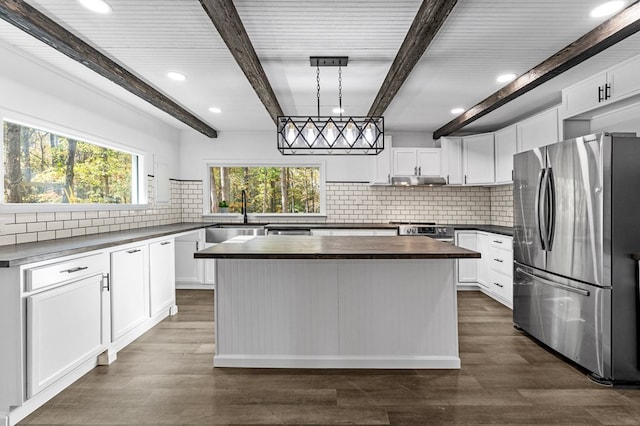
[202,160,326,218]
[0,111,148,212]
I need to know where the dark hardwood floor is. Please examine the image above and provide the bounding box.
[20,290,640,425]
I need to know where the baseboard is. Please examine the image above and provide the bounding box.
[214,354,460,369]
[175,283,215,290]
[456,283,480,291]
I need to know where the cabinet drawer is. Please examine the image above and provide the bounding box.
[26,253,106,292]
[489,269,512,303]
[488,245,513,276]
[489,234,512,250]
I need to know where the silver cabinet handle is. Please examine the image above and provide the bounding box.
[196,241,199,251]
[516,267,590,296]
[127,249,141,254]
[387,174,390,183]
[493,282,504,288]
[447,175,449,184]
[160,241,171,245]
[464,175,467,184]
[418,166,422,176]
[60,266,88,274]
[102,273,110,291]
[493,258,504,263]
[492,240,503,244]
[414,166,417,175]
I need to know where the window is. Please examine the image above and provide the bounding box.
[207,164,324,215]
[2,120,142,206]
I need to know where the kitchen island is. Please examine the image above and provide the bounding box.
[195,235,479,369]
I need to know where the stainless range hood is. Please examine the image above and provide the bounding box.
[391,176,447,186]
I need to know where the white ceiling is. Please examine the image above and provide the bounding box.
[1,0,639,138]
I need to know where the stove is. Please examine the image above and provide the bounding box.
[392,222,454,242]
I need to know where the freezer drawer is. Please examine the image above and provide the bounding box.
[513,263,611,379]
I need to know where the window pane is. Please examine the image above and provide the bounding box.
[209,166,321,214]
[3,120,137,204]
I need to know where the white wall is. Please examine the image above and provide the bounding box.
[179,130,374,182]
[0,42,180,178]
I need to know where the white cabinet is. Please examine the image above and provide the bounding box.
[455,231,477,283]
[494,125,517,183]
[475,233,489,289]
[455,230,513,308]
[110,245,148,341]
[517,107,559,152]
[392,148,441,177]
[149,238,176,316]
[26,258,108,398]
[440,137,463,185]
[311,228,397,236]
[462,133,495,184]
[371,136,392,184]
[563,54,640,118]
[175,231,204,285]
[203,243,217,286]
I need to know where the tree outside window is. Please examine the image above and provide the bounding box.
[2,120,138,204]
[209,166,321,214]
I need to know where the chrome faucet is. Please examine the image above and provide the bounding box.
[241,189,248,224]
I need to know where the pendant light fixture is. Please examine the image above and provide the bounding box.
[277,56,384,155]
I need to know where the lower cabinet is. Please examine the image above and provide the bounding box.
[175,230,215,289]
[455,230,513,308]
[311,228,397,236]
[149,238,176,316]
[25,257,108,398]
[110,245,148,341]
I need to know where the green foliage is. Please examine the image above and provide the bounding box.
[210,166,320,214]
[3,121,134,204]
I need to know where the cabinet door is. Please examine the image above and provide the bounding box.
[27,274,105,397]
[456,232,477,283]
[562,72,607,118]
[476,233,489,288]
[463,133,495,184]
[110,245,148,341]
[608,54,640,102]
[175,240,203,283]
[149,239,176,316]
[494,125,517,183]
[517,108,559,152]
[392,149,418,176]
[416,148,441,176]
[441,137,463,185]
[371,137,392,184]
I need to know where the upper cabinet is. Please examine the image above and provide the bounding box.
[462,133,495,185]
[517,107,559,152]
[392,148,441,177]
[440,137,463,185]
[494,125,517,184]
[370,136,392,185]
[563,54,640,118]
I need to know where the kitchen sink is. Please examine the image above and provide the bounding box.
[205,226,266,243]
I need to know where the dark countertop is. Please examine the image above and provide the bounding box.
[0,221,511,267]
[0,223,208,267]
[194,235,481,260]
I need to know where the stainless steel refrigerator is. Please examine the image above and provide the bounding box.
[513,132,640,384]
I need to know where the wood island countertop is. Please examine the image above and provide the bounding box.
[194,235,481,260]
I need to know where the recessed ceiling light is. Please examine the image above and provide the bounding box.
[590,1,625,17]
[78,0,112,14]
[167,72,186,81]
[209,107,222,113]
[332,107,345,114]
[451,108,465,114]
[496,73,517,83]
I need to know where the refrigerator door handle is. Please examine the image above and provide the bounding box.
[546,167,556,250]
[516,267,591,297]
[536,168,547,250]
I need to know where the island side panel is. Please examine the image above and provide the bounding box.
[338,259,459,366]
[215,258,459,369]
[216,259,340,365]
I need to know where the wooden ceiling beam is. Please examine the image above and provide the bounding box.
[199,0,283,125]
[0,0,218,138]
[433,2,640,140]
[368,0,458,117]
